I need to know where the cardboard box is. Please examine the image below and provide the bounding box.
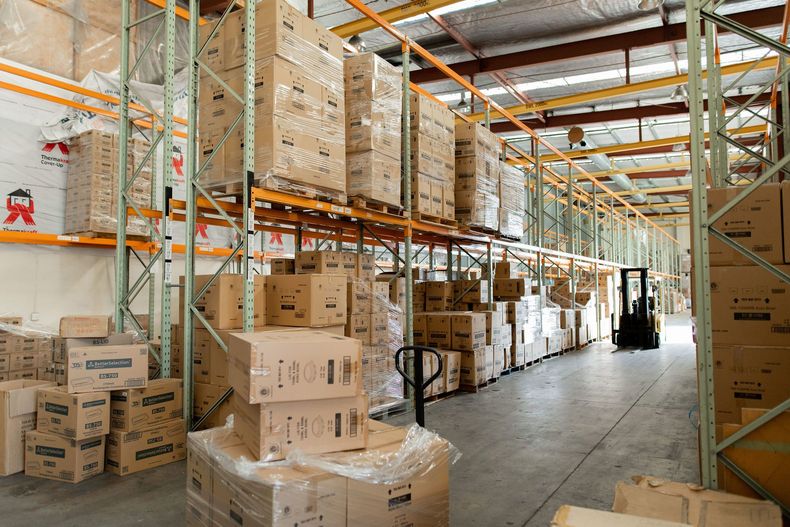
[347,279,372,315]
[266,274,347,327]
[370,281,391,314]
[450,312,486,351]
[0,379,56,475]
[179,274,266,330]
[426,313,452,349]
[783,181,790,263]
[712,345,790,425]
[228,329,362,404]
[425,281,453,311]
[270,257,295,275]
[9,369,37,380]
[709,264,790,346]
[346,150,402,208]
[410,172,432,214]
[494,278,527,300]
[24,430,104,483]
[413,312,428,346]
[356,253,376,281]
[495,261,517,278]
[8,351,48,371]
[110,378,183,432]
[551,505,688,527]
[294,250,343,275]
[453,279,488,303]
[52,333,135,364]
[193,382,232,429]
[345,314,371,345]
[36,386,109,440]
[59,316,111,338]
[459,348,486,387]
[232,391,368,461]
[704,183,784,266]
[441,351,461,392]
[106,418,186,476]
[66,344,148,393]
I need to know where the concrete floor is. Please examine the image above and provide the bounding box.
[0,313,698,527]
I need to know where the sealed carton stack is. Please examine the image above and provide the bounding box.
[186,418,453,526]
[228,329,368,461]
[498,162,525,239]
[64,130,151,237]
[490,262,544,365]
[410,92,456,222]
[177,274,267,429]
[454,121,500,231]
[198,0,346,201]
[0,319,54,382]
[345,52,402,209]
[692,181,790,503]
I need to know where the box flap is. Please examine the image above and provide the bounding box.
[551,505,689,527]
[6,380,55,417]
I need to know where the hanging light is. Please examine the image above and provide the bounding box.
[456,92,469,110]
[670,84,689,101]
[637,0,664,10]
[671,142,686,152]
[348,35,367,52]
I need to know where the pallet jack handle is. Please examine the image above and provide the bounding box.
[394,346,443,427]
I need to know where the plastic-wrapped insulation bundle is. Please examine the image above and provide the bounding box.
[186,419,459,526]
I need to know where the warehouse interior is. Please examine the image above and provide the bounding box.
[0,0,787,526]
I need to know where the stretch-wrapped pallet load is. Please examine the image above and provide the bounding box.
[410,92,456,221]
[345,52,402,208]
[498,162,525,239]
[454,122,500,231]
[0,319,55,383]
[64,131,152,237]
[198,0,346,201]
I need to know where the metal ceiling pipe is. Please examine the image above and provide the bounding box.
[567,127,647,203]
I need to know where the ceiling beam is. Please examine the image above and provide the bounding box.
[492,93,772,133]
[331,0,465,38]
[615,184,692,196]
[597,170,689,182]
[604,135,763,158]
[617,200,689,209]
[409,6,784,84]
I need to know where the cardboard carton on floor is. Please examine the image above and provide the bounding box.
[106,418,186,476]
[59,316,111,338]
[459,347,486,387]
[232,391,368,461]
[450,312,486,351]
[228,329,362,404]
[425,313,452,348]
[551,505,688,526]
[110,378,183,432]
[36,386,109,440]
[24,430,104,483]
[0,379,56,475]
[67,344,148,393]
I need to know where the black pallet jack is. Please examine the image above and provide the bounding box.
[394,346,443,427]
[612,267,661,350]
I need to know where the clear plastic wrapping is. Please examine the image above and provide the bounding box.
[454,122,501,230]
[498,208,524,239]
[187,420,458,526]
[346,150,402,208]
[0,315,56,382]
[366,279,406,414]
[498,162,525,212]
[63,130,152,237]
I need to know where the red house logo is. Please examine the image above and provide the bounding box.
[4,189,36,226]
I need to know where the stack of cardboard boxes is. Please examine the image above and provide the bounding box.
[410,92,456,222]
[498,162,525,239]
[64,130,151,237]
[345,52,402,208]
[186,417,451,525]
[454,121,500,231]
[492,262,545,365]
[0,317,53,382]
[695,181,790,503]
[198,0,346,199]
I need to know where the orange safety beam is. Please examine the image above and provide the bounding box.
[142,0,207,25]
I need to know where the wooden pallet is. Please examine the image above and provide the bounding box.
[69,231,149,242]
[223,178,348,206]
[350,196,404,216]
[411,212,459,227]
[460,377,498,393]
[425,390,457,404]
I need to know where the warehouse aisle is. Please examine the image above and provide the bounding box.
[391,312,698,527]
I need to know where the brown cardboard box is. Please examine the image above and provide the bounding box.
[106,418,186,476]
[270,257,295,275]
[450,312,486,351]
[110,378,183,432]
[459,348,486,387]
[441,351,461,392]
[370,280,391,314]
[0,379,56,475]
[266,274,347,327]
[228,329,362,404]
[347,279,372,315]
[712,345,790,425]
[426,313,452,349]
[411,173,433,214]
[453,279,488,303]
[369,313,392,346]
[59,315,111,338]
[193,382,232,429]
[9,369,37,380]
[494,278,527,300]
[356,253,376,281]
[36,386,109,440]
[66,344,148,393]
[783,181,790,263]
[560,309,576,329]
[709,264,790,346]
[413,313,428,346]
[346,150,402,208]
[198,19,224,76]
[8,351,48,371]
[0,335,50,354]
[179,274,266,330]
[232,391,368,461]
[511,344,526,367]
[52,333,134,364]
[346,314,371,345]
[24,430,104,483]
[551,505,689,526]
[495,261,516,278]
[425,281,453,311]
[295,250,343,275]
[506,300,527,324]
[705,183,784,266]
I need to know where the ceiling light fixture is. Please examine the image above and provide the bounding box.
[672,143,687,152]
[456,93,469,110]
[670,84,689,101]
[348,35,366,52]
[637,0,664,11]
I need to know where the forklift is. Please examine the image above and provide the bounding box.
[612,268,661,349]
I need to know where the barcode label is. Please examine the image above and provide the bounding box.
[349,408,358,437]
[771,326,790,333]
[342,356,351,385]
[125,378,146,387]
